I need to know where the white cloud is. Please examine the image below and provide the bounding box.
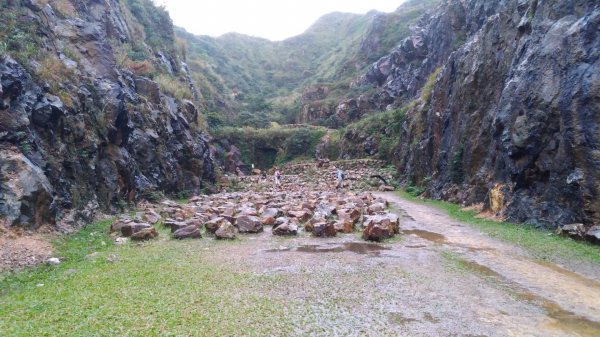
[156,0,405,41]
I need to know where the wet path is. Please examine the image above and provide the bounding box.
[375,192,600,337]
[201,192,600,336]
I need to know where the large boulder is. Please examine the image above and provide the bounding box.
[163,220,188,233]
[111,217,134,233]
[235,215,263,233]
[338,208,362,224]
[131,227,159,241]
[272,222,298,236]
[334,219,355,234]
[362,214,400,241]
[215,221,238,240]
[205,217,231,234]
[312,222,336,238]
[142,210,161,225]
[121,222,152,237]
[173,225,202,240]
[555,223,586,240]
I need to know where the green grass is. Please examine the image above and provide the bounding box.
[0,220,290,336]
[398,191,600,264]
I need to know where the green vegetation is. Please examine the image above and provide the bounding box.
[340,108,407,160]
[155,74,193,100]
[124,0,175,49]
[398,192,600,264]
[0,1,42,64]
[176,0,441,123]
[0,221,291,336]
[421,66,442,103]
[215,126,326,168]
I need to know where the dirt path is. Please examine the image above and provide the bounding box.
[202,192,600,336]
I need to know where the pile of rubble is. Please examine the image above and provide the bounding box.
[233,159,396,193]
[109,160,402,244]
[110,191,399,243]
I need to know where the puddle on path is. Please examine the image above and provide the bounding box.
[265,242,390,255]
[535,260,600,290]
[402,229,447,244]
[460,259,600,337]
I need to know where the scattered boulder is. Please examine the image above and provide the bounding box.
[312,222,336,237]
[205,217,230,234]
[362,214,399,241]
[131,227,159,241]
[367,203,386,215]
[163,220,189,233]
[334,219,355,234]
[338,208,361,224]
[584,226,600,243]
[121,222,151,237]
[215,222,238,240]
[142,210,161,225]
[111,217,133,233]
[173,225,202,240]
[288,210,312,222]
[556,223,586,240]
[235,215,263,233]
[273,222,298,236]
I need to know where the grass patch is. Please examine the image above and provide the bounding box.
[398,191,600,264]
[0,221,291,336]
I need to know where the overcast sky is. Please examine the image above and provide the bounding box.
[156,0,405,41]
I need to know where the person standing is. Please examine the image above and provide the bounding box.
[274,167,282,187]
[336,166,344,188]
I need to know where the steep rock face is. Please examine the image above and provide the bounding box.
[373,0,600,229]
[0,0,215,230]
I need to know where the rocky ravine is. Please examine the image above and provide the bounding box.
[0,1,216,231]
[352,0,600,231]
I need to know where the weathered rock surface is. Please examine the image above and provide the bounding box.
[173,225,202,240]
[354,0,600,232]
[121,222,151,238]
[131,227,158,241]
[0,0,215,232]
[235,215,263,233]
[362,214,400,241]
[272,222,298,236]
[215,222,237,240]
[312,222,337,238]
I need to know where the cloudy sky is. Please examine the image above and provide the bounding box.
[156,0,405,41]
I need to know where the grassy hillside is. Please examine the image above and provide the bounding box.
[177,0,441,126]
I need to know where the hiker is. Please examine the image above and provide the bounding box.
[336,166,344,188]
[274,167,281,187]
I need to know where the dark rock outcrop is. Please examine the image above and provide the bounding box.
[0,1,216,231]
[357,0,600,231]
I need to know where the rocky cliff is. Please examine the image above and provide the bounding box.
[358,0,600,230]
[0,0,216,231]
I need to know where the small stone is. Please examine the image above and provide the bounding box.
[115,237,128,245]
[47,257,60,265]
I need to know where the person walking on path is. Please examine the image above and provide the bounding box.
[274,167,282,187]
